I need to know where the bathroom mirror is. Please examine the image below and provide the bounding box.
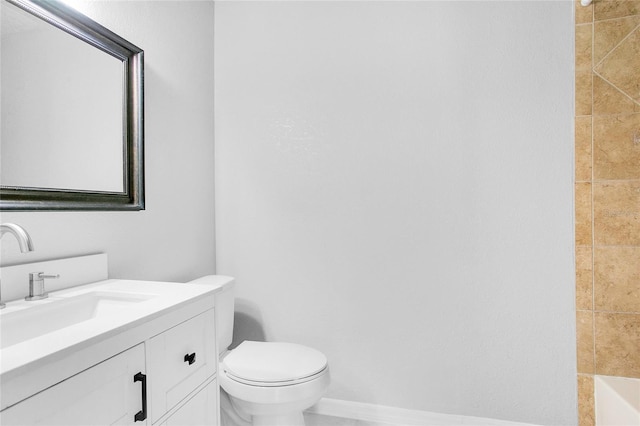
[0,0,144,210]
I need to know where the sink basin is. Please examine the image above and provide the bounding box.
[0,291,153,349]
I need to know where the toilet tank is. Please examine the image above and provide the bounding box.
[188,275,235,355]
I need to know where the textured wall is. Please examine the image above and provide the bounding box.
[214,2,575,424]
[574,1,640,424]
[0,1,216,286]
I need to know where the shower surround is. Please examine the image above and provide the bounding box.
[574,0,640,424]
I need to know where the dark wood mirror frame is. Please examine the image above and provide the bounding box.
[0,0,144,211]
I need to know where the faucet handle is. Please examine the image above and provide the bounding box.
[36,273,60,280]
[26,272,59,301]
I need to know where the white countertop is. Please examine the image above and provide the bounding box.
[0,277,230,379]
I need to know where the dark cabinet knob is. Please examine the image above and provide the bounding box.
[184,352,196,365]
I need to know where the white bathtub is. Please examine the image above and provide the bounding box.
[595,375,640,426]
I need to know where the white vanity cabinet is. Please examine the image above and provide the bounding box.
[0,280,221,426]
[0,344,146,425]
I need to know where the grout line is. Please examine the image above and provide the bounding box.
[591,178,640,183]
[590,244,640,248]
[592,310,640,315]
[589,20,597,375]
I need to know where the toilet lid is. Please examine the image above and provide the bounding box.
[223,341,327,384]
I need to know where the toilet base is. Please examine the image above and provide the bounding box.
[220,390,252,426]
[221,388,308,426]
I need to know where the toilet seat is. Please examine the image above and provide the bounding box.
[220,362,331,407]
[222,341,328,387]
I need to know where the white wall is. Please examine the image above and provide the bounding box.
[0,1,215,285]
[214,2,576,425]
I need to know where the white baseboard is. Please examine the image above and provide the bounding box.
[306,398,541,426]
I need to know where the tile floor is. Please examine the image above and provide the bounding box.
[304,413,392,426]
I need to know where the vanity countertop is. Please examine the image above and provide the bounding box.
[0,276,231,409]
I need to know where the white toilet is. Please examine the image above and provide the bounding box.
[190,275,330,426]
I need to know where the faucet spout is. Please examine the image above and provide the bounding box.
[0,223,35,253]
[0,223,35,309]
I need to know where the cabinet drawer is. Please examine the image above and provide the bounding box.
[147,309,216,424]
[0,344,146,426]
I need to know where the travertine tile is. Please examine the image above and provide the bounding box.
[593,15,640,65]
[595,312,640,377]
[595,27,640,103]
[575,117,592,182]
[576,246,594,310]
[593,75,640,115]
[593,113,640,180]
[577,311,595,373]
[576,71,593,116]
[576,182,593,246]
[575,1,640,413]
[578,375,595,426]
[576,0,594,24]
[593,181,640,245]
[594,246,640,312]
[594,0,640,21]
[576,24,593,72]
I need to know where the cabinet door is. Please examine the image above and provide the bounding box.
[160,379,218,426]
[147,309,216,423]
[0,344,146,426]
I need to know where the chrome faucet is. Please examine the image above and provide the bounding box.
[0,223,35,309]
[1,223,35,253]
[26,272,59,301]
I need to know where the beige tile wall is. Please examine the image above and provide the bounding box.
[575,1,640,424]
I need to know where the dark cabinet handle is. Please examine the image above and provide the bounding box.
[133,372,147,422]
[184,352,196,365]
